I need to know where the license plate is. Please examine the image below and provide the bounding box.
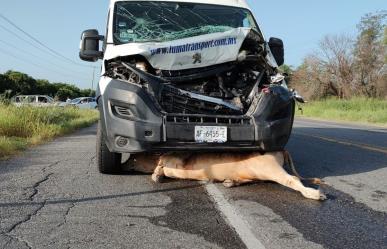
[195,126,227,143]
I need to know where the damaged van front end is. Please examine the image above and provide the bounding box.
[99,62,295,153]
[80,0,296,172]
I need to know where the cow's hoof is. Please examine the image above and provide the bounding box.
[223,180,236,188]
[302,188,326,201]
[318,189,327,201]
[152,174,164,183]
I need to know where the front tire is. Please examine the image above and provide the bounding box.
[96,122,122,174]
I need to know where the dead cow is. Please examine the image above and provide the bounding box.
[134,151,326,201]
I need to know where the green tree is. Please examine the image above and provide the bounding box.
[35,79,52,96]
[353,11,386,97]
[384,27,387,63]
[279,64,294,84]
[1,71,95,99]
[80,89,96,97]
[279,64,293,75]
[56,87,76,101]
[4,70,37,95]
[0,73,13,94]
[53,83,82,98]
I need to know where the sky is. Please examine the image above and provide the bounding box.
[0,0,386,90]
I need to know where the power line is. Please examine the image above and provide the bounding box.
[0,39,86,76]
[0,22,97,79]
[0,23,94,74]
[0,47,90,82]
[0,23,56,59]
[0,13,94,69]
[0,20,99,87]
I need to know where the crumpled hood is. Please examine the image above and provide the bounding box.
[104,27,251,71]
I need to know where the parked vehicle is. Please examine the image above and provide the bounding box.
[80,0,300,173]
[12,95,56,107]
[67,97,98,109]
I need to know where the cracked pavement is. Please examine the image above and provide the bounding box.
[0,125,244,249]
[0,120,387,249]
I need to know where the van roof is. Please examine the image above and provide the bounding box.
[16,95,50,97]
[110,0,251,10]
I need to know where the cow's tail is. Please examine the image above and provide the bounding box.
[283,151,325,185]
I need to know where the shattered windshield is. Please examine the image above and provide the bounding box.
[113,1,258,44]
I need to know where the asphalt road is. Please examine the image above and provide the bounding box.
[0,118,386,249]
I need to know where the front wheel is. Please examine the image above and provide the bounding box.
[96,122,122,174]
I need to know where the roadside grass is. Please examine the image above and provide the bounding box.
[0,104,99,159]
[296,98,387,125]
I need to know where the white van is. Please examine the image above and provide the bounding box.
[80,0,299,173]
[13,95,55,107]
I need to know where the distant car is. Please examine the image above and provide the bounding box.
[67,97,98,109]
[12,95,56,107]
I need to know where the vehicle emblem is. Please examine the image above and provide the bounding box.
[193,53,202,64]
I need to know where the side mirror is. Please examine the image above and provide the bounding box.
[268,37,284,66]
[79,29,104,62]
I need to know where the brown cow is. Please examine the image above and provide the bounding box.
[133,151,326,201]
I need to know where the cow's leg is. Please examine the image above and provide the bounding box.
[253,164,326,200]
[278,175,326,200]
[151,165,165,183]
[151,153,187,183]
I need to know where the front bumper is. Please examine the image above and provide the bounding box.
[98,78,295,153]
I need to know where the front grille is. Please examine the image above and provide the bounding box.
[166,115,252,126]
[160,87,242,115]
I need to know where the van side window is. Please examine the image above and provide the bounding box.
[38,97,48,103]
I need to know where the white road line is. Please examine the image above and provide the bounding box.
[205,183,266,249]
